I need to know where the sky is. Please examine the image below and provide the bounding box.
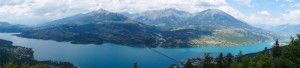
[0,0,299,26]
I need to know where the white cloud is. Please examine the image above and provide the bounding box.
[282,10,300,24]
[234,0,252,7]
[244,10,300,26]
[0,0,105,25]
[216,6,246,20]
[0,0,25,6]
[244,14,281,26]
[280,4,285,7]
[291,3,300,7]
[258,11,271,15]
[95,0,248,21]
[0,0,239,25]
[3,0,296,26]
[95,0,228,13]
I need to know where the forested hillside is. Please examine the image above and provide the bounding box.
[0,39,76,68]
[178,34,300,68]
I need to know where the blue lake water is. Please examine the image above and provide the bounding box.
[0,33,289,68]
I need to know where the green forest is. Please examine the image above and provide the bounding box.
[179,34,300,68]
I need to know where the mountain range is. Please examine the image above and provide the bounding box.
[17,9,163,47]
[128,8,192,30]
[16,8,281,48]
[0,22,26,33]
[129,9,280,47]
[261,24,300,37]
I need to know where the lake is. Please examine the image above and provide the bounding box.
[0,33,287,68]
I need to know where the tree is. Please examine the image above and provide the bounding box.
[133,62,138,68]
[224,53,233,68]
[283,34,300,67]
[203,53,213,68]
[216,52,224,68]
[263,47,268,54]
[250,53,275,68]
[272,39,281,57]
[236,51,243,63]
[184,59,193,68]
[230,61,243,68]
[230,52,244,68]
[4,60,17,68]
[277,57,295,68]
[21,63,31,68]
[290,36,295,43]
[262,47,272,57]
[241,57,251,68]
[32,63,47,68]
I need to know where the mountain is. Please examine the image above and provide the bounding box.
[0,22,11,26]
[17,9,161,47]
[43,9,135,26]
[119,12,136,18]
[265,24,300,36]
[17,9,280,48]
[130,8,192,30]
[160,9,280,47]
[180,9,252,28]
[0,22,26,32]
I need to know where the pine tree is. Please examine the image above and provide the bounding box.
[241,57,251,68]
[91,64,94,68]
[133,62,138,68]
[203,53,213,68]
[251,53,275,68]
[184,59,193,68]
[262,47,270,56]
[283,34,300,67]
[236,51,243,63]
[224,53,233,68]
[263,47,268,53]
[230,61,242,68]
[216,52,224,68]
[272,39,281,57]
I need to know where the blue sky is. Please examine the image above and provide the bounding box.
[230,0,300,16]
[226,0,300,25]
[0,0,299,26]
